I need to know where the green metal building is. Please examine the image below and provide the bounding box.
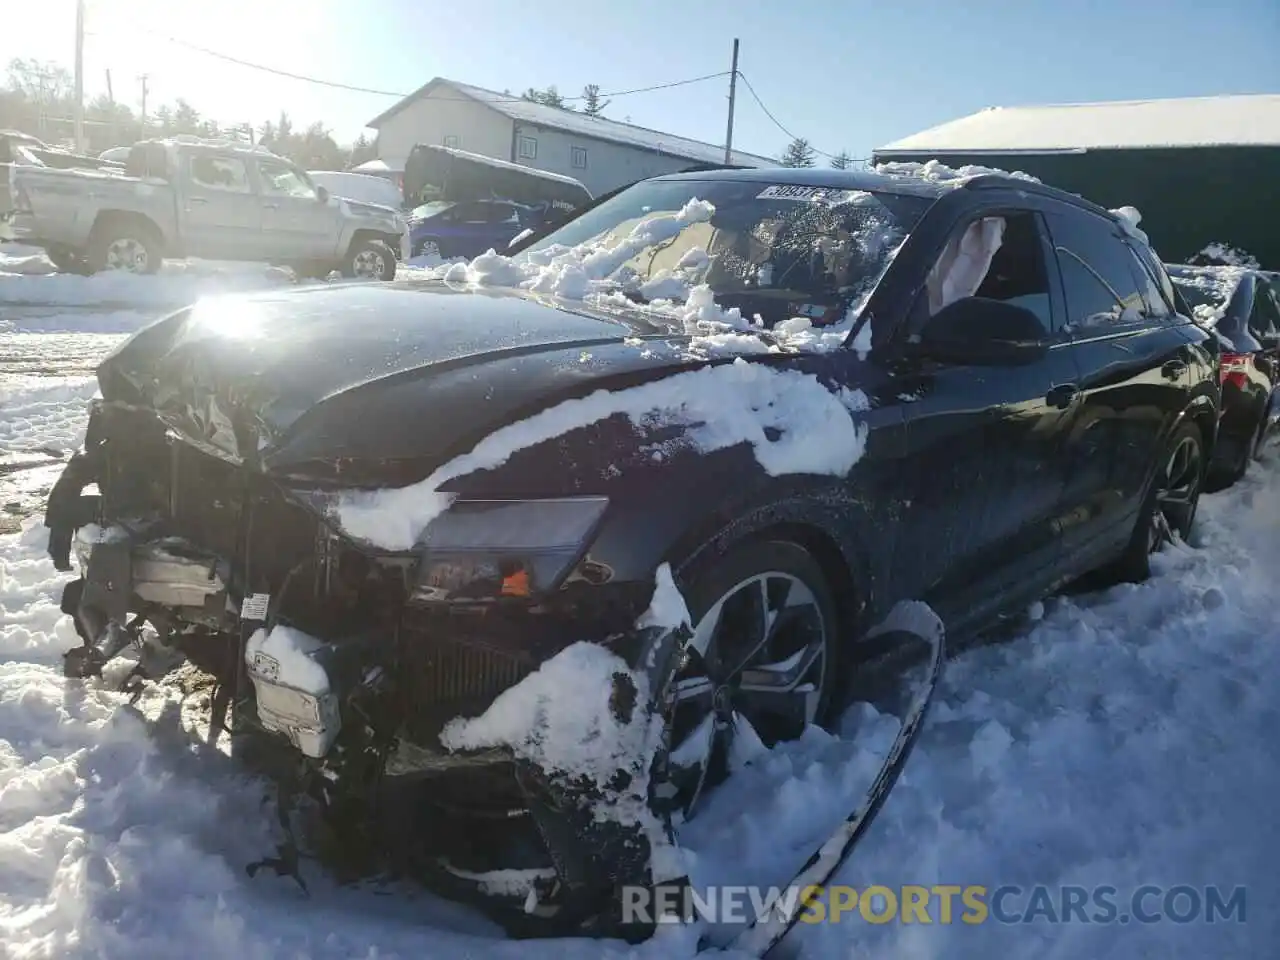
[873,94,1280,270]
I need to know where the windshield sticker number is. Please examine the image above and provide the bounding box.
[756,184,859,205]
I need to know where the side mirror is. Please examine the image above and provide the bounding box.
[913,297,1049,366]
[316,185,330,203]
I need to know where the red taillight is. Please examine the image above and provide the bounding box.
[1220,352,1251,389]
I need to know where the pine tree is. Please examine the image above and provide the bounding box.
[829,150,853,170]
[779,137,816,168]
[582,84,610,118]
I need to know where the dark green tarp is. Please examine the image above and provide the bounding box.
[871,146,1279,270]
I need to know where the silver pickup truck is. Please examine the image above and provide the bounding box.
[6,138,410,280]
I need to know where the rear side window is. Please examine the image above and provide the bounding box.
[1043,209,1146,329]
[1123,244,1172,320]
[1251,283,1280,339]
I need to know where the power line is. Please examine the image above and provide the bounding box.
[736,70,868,164]
[86,25,729,103]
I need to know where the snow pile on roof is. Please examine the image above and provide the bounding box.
[333,356,869,551]
[372,78,777,168]
[875,93,1280,154]
[873,158,1040,185]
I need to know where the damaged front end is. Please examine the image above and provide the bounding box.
[46,394,687,938]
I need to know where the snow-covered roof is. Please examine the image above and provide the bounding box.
[367,77,777,168]
[876,94,1280,155]
[352,158,399,174]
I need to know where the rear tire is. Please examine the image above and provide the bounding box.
[1099,421,1205,584]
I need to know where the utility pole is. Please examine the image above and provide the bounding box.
[105,70,116,145]
[723,38,739,165]
[74,0,86,151]
[139,74,149,139]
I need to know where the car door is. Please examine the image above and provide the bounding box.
[886,205,1082,631]
[1041,206,1193,561]
[255,157,338,261]
[180,152,263,259]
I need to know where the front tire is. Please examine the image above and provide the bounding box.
[653,537,841,824]
[342,239,397,281]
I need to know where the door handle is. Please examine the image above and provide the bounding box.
[1046,383,1079,409]
[1161,360,1188,380]
[188,197,207,205]
[262,202,279,209]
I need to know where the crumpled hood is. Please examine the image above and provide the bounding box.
[96,280,700,470]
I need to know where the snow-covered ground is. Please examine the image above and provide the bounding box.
[0,244,296,310]
[1,282,1276,958]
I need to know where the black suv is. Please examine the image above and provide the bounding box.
[45,165,1219,938]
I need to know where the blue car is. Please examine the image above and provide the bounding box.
[408,199,549,260]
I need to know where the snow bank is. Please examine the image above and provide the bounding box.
[0,260,296,309]
[333,358,869,551]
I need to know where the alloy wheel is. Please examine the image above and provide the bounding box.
[1148,433,1202,553]
[416,240,440,259]
[353,248,388,279]
[104,238,149,272]
[661,571,829,822]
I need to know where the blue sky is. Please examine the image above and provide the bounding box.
[6,0,1279,159]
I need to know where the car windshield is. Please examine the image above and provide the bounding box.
[1170,271,1238,325]
[411,201,456,220]
[519,178,932,327]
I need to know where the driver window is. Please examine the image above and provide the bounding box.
[927,212,1053,334]
[257,160,317,199]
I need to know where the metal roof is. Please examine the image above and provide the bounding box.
[367,77,777,168]
[876,94,1280,155]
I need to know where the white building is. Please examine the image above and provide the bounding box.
[366,77,776,196]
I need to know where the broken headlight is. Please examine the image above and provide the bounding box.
[410,497,609,602]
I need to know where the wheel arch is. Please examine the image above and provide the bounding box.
[89,209,167,252]
[346,228,401,260]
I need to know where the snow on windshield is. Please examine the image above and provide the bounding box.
[402,180,922,360]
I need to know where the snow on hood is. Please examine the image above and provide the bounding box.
[332,357,870,551]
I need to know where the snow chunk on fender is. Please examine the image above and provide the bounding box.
[439,641,664,794]
[334,359,869,551]
[636,562,692,632]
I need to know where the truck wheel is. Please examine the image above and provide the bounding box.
[87,224,161,275]
[342,239,397,281]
